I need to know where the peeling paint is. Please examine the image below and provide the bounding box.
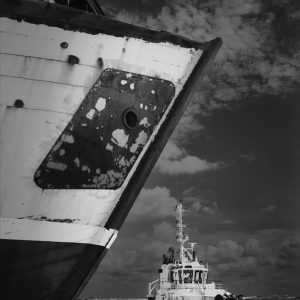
[86,108,95,120]
[121,80,127,85]
[126,73,132,78]
[82,165,91,173]
[107,170,124,188]
[111,129,129,148]
[139,117,150,128]
[46,161,67,171]
[106,143,113,152]
[25,216,78,223]
[118,156,130,167]
[129,131,148,153]
[74,157,80,167]
[140,103,143,109]
[59,149,66,156]
[61,133,74,144]
[95,97,106,111]
[151,89,155,94]
[130,83,135,90]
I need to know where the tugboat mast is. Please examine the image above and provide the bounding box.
[176,201,197,263]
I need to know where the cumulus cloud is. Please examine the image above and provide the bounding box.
[277,235,300,267]
[206,240,244,263]
[171,98,205,141]
[201,238,270,280]
[260,204,277,213]
[131,186,177,218]
[153,221,175,239]
[187,197,219,216]
[244,238,262,256]
[155,140,223,175]
[110,0,300,114]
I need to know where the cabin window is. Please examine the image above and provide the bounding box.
[173,271,179,283]
[178,270,182,283]
[194,270,203,283]
[183,269,193,283]
[170,271,174,282]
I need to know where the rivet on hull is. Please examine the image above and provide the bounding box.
[67,55,80,65]
[14,99,24,108]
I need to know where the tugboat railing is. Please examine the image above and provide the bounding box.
[147,279,159,297]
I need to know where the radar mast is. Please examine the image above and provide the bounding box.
[176,201,197,263]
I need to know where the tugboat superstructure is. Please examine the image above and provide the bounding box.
[147,202,236,300]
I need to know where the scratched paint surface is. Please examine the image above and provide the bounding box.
[34,69,175,189]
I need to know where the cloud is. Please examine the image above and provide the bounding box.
[131,186,177,218]
[206,240,244,263]
[190,198,218,216]
[111,0,300,115]
[239,153,255,163]
[244,238,262,256]
[221,219,237,225]
[171,95,206,141]
[277,235,300,266]
[153,221,175,239]
[155,141,223,175]
[181,188,219,216]
[260,204,277,213]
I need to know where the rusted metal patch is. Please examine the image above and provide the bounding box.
[18,216,78,223]
[34,68,175,189]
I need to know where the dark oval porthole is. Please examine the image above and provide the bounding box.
[60,42,68,49]
[123,109,138,129]
[14,99,24,108]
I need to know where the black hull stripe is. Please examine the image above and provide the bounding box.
[0,239,107,300]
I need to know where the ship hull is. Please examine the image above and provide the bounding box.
[155,288,230,300]
[155,296,223,300]
[1,239,107,299]
[0,1,221,298]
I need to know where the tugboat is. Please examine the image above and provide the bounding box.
[0,1,221,298]
[147,202,238,300]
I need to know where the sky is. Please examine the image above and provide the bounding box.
[81,0,300,298]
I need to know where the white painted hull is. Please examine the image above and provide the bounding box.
[0,1,221,299]
[155,288,230,300]
[0,16,203,245]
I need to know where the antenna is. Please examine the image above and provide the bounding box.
[176,179,185,198]
[176,201,189,262]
